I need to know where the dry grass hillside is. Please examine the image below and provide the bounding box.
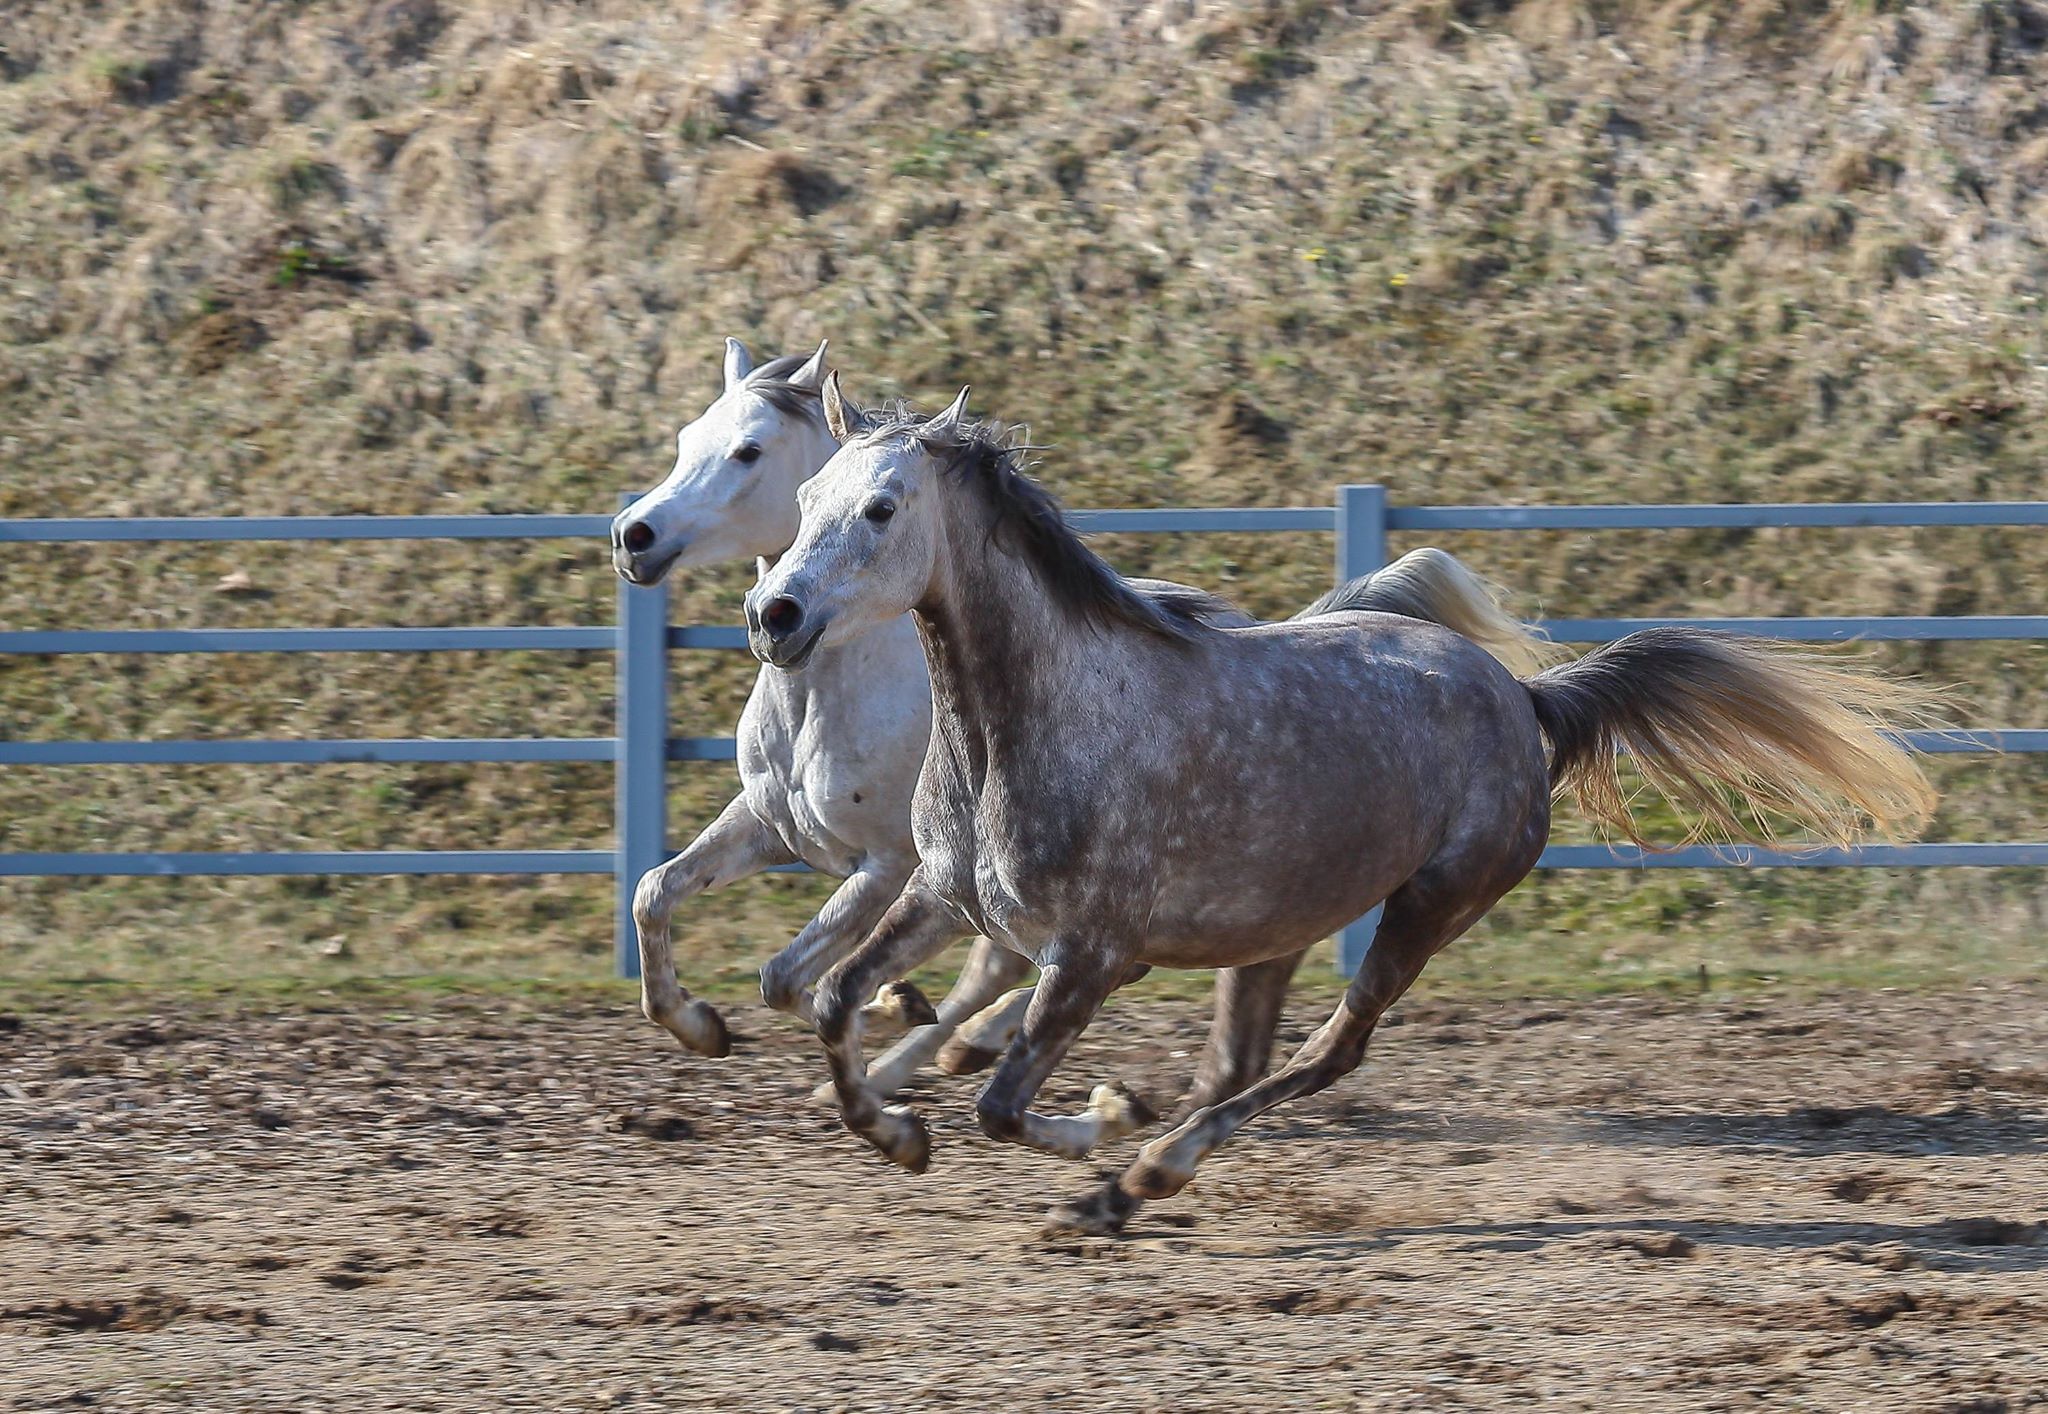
[2,0,2044,997]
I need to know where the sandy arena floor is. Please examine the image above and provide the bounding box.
[3,986,2045,1411]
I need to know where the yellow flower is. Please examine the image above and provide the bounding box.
[1389,272,1409,288]
[1301,246,1326,262]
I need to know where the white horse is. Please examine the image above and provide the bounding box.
[613,339,1032,1093]
[613,340,1560,1110]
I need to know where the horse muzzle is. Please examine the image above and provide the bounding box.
[747,593,826,669]
[611,543,682,587]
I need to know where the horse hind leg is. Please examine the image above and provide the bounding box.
[1045,949,1306,1237]
[635,797,793,1057]
[1121,870,1512,1206]
[1178,951,1305,1120]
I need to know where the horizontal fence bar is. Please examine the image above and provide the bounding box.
[0,850,616,877]
[668,737,739,761]
[6,504,2042,544]
[0,514,613,543]
[1538,842,2048,869]
[1390,502,2048,531]
[1067,508,1337,532]
[1902,729,2048,754]
[0,626,615,655]
[1539,616,2048,642]
[669,626,751,650]
[5,729,2035,772]
[0,509,1340,545]
[0,739,616,767]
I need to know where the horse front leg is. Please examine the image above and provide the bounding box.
[973,942,1151,1162]
[757,864,908,1024]
[634,796,794,1057]
[833,937,1034,1103]
[1045,949,1306,1236]
[814,873,972,1173]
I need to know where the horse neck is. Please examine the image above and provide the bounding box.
[912,504,1109,770]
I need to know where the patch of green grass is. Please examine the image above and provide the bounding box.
[891,126,993,181]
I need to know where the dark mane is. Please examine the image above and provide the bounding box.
[856,405,1212,642]
[743,353,836,422]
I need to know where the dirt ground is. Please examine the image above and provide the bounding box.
[2,985,2045,1412]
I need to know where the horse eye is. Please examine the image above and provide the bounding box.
[733,443,763,465]
[864,499,897,526]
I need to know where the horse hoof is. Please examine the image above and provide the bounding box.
[936,1038,1002,1075]
[1088,1081,1158,1139]
[1119,1162,1188,1202]
[677,1000,732,1059]
[871,1105,931,1174]
[866,980,939,1030]
[1042,1182,1138,1238]
[1122,1135,1198,1200]
[880,979,942,1024]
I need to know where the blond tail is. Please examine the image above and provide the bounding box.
[1297,547,1567,677]
[1524,627,1938,847]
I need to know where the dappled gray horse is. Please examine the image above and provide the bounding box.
[612,341,1554,1113]
[749,379,1937,1231]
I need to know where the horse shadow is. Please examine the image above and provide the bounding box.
[1248,1215,2048,1274]
[1185,1100,2048,1271]
[1282,1097,2048,1158]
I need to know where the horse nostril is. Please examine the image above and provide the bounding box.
[761,596,804,639]
[620,520,656,555]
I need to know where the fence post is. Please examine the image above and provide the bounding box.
[614,503,670,981]
[1333,484,1388,978]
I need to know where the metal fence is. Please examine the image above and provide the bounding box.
[3,490,2044,979]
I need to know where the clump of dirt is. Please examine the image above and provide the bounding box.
[4,1289,270,1335]
[1827,1171,1914,1203]
[574,1298,780,1329]
[1606,1231,1698,1260]
[602,1108,696,1142]
[1940,1217,2044,1247]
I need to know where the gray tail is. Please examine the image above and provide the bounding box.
[1524,627,1938,846]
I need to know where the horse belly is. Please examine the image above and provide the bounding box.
[1135,858,1408,971]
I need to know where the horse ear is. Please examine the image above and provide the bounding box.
[723,337,754,390]
[822,369,851,442]
[926,385,970,437]
[790,339,829,390]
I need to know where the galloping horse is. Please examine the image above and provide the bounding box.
[612,342,1557,1116]
[748,379,1936,1231]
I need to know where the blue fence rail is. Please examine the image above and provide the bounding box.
[3,492,2044,979]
